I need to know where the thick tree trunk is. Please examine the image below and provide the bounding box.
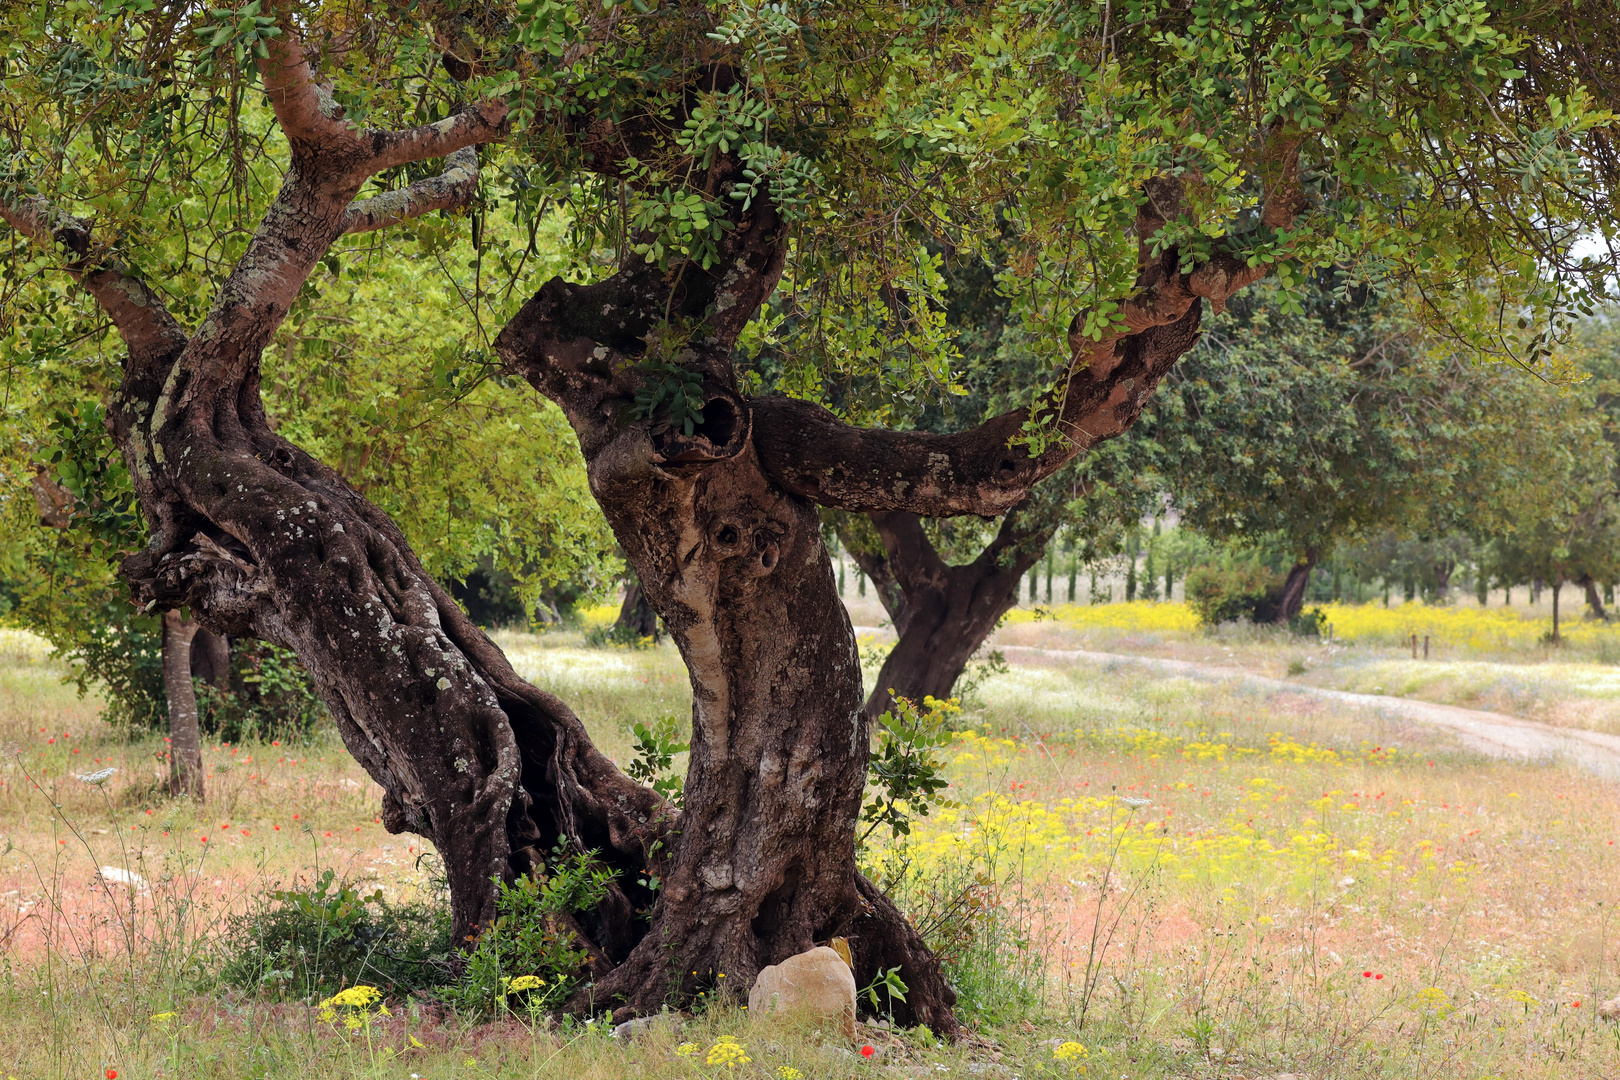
[614,577,660,641]
[843,510,1050,719]
[1272,551,1319,625]
[497,295,960,1032]
[161,611,205,800]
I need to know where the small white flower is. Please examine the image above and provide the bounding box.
[77,767,117,785]
[1119,796,1152,809]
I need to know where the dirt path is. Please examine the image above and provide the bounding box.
[1000,645,1620,783]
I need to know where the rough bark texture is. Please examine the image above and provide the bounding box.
[2,22,1308,1036]
[161,611,205,799]
[843,509,1052,719]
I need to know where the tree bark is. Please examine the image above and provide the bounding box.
[1581,574,1609,621]
[614,577,660,641]
[161,610,205,800]
[1272,551,1319,625]
[190,627,232,688]
[841,510,1051,719]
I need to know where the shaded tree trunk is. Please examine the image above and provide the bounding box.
[161,611,205,800]
[1581,574,1609,621]
[840,509,1052,719]
[614,576,660,641]
[1272,550,1320,625]
[1551,579,1563,642]
[190,627,232,687]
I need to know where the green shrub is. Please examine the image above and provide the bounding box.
[218,868,454,1000]
[196,640,327,742]
[1185,560,1283,625]
[442,848,620,1018]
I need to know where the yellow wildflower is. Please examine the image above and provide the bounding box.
[707,1035,751,1068]
[675,1042,700,1057]
[505,975,544,993]
[778,1068,804,1080]
[1053,1041,1089,1073]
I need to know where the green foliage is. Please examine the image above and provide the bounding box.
[858,964,909,1018]
[68,601,166,732]
[218,868,454,1001]
[443,848,619,1018]
[631,360,708,437]
[1184,559,1282,626]
[861,695,958,844]
[196,641,327,742]
[625,714,689,809]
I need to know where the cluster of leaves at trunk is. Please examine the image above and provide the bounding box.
[445,848,619,1017]
[632,360,707,436]
[861,695,958,844]
[219,868,455,1000]
[626,714,688,809]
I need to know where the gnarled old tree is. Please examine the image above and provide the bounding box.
[2,0,1612,1031]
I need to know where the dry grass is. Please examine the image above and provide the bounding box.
[0,621,1616,1079]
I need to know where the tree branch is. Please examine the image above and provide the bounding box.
[754,136,1308,519]
[342,148,481,235]
[257,15,507,172]
[0,194,189,365]
[366,105,511,172]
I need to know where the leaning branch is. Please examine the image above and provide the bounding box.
[342,148,481,235]
[755,136,1309,519]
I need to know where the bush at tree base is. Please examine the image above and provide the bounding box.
[61,599,327,741]
[1185,561,1285,625]
[219,868,455,1000]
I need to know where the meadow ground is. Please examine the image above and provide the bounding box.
[1,607,1618,1080]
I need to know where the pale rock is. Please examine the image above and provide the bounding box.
[748,946,857,1038]
[97,866,147,891]
[1600,995,1620,1021]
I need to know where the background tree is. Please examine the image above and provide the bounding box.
[1139,280,1549,624]
[2,0,1611,1030]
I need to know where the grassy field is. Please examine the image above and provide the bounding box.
[1,615,1618,1079]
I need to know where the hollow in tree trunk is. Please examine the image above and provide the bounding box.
[161,610,205,800]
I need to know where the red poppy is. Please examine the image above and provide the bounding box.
[107,1070,118,1079]
[860,1045,875,1059]
[1375,974,1384,980]
[1362,971,1372,978]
